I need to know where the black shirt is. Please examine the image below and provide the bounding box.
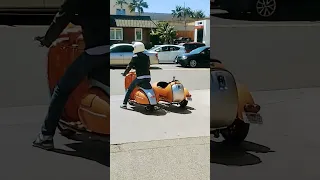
[44,0,109,50]
[128,52,151,77]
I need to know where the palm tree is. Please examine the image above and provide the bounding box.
[171,5,194,31]
[128,0,149,16]
[114,0,128,9]
[171,5,194,20]
[171,6,184,20]
[154,22,176,44]
[192,10,206,20]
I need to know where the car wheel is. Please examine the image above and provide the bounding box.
[189,60,197,68]
[252,0,278,19]
[220,119,250,145]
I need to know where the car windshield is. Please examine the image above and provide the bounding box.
[189,46,207,54]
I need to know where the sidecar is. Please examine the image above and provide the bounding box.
[152,77,192,108]
[210,59,262,144]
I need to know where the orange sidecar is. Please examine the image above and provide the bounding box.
[125,71,159,111]
[210,59,263,144]
[152,76,192,107]
[47,26,110,137]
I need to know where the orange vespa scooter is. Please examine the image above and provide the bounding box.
[41,27,110,142]
[125,71,159,111]
[152,76,192,107]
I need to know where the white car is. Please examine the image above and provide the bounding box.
[148,45,186,64]
[110,43,159,66]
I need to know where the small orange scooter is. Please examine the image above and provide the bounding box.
[152,76,192,107]
[125,71,159,111]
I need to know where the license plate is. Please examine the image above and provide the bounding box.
[243,112,263,124]
[186,97,192,101]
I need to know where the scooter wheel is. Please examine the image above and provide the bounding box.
[179,100,188,108]
[145,105,155,111]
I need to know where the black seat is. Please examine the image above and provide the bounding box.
[139,81,152,89]
[157,81,169,88]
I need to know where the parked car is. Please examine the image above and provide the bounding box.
[173,37,192,45]
[175,46,210,68]
[110,43,159,66]
[148,45,186,64]
[214,0,320,19]
[178,42,206,53]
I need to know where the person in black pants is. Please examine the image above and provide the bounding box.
[121,42,151,109]
[33,0,111,150]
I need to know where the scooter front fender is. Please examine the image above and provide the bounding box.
[236,83,255,120]
[135,88,158,105]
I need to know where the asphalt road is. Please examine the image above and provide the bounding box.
[110,65,209,95]
[211,10,320,179]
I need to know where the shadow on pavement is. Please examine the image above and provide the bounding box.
[211,8,320,22]
[53,140,110,167]
[127,106,167,116]
[176,65,209,69]
[211,140,274,166]
[111,66,162,70]
[159,104,195,114]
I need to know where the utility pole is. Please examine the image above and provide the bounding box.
[184,2,187,31]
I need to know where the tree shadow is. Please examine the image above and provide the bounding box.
[53,140,109,167]
[211,140,274,166]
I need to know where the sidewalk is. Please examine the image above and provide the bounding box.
[110,136,210,180]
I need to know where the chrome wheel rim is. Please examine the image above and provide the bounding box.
[256,0,276,17]
[190,60,197,67]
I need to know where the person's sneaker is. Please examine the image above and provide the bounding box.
[32,133,54,150]
[120,103,127,109]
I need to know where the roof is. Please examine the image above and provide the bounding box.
[111,15,157,28]
[154,44,185,48]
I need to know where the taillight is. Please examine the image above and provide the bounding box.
[244,104,260,113]
[155,53,158,58]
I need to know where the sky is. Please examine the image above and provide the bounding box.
[143,0,210,16]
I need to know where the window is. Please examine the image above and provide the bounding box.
[135,28,142,41]
[110,28,123,40]
[169,46,180,51]
[111,45,133,53]
[116,9,126,15]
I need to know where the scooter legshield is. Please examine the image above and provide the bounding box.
[135,88,158,105]
[210,69,238,128]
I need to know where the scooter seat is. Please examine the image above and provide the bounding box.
[139,81,152,89]
[157,81,169,88]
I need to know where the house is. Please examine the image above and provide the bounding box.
[110,0,156,46]
[110,15,157,46]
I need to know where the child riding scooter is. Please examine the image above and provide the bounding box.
[120,42,153,109]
